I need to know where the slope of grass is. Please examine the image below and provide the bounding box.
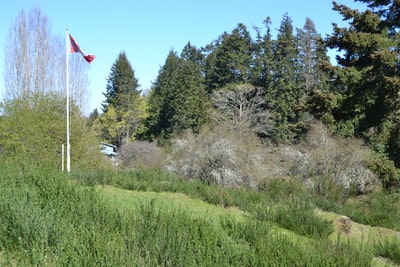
[97,185,250,224]
[0,161,398,266]
[99,184,400,267]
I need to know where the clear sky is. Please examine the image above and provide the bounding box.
[0,0,367,114]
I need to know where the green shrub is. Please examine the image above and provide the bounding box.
[369,155,400,192]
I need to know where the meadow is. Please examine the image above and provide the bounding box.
[0,160,400,266]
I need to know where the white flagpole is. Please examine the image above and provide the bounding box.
[66,30,71,173]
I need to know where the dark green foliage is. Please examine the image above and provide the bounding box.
[266,14,307,143]
[102,51,140,111]
[326,1,400,166]
[251,17,275,88]
[369,155,400,192]
[86,108,99,127]
[208,23,253,90]
[145,47,211,140]
[297,18,333,127]
[358,0,400,34]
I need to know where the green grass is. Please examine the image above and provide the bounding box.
[98,185,250,224]
[1,160,399,266]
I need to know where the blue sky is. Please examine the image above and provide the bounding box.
[0,0,367,114]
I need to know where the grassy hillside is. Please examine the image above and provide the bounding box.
[0,161,399,266]
[99,185,400,267]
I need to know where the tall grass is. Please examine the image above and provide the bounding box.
[374,237,400,264]
[1,160,396,266]
[340,191,400,231]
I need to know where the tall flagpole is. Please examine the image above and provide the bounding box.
[66,29,71,173]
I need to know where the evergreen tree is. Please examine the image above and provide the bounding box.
[204,24,253,92]
[145,47,211,140]
[251,17,275,88]
[87,108,99,127]
[297,18,333,124]
[326,1,400,167]
[267,13,304,142]
[100,52,145,147]
[103,51,140,111]
[326,3,399,131]
[145,50,180,140]
[177,44,211,133]
[358,0,400,34]
[203,39,221,93]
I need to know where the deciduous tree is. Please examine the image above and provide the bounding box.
[3,6,90,110]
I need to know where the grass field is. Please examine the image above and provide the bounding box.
[98,184,400,267]
[1,161,400,266]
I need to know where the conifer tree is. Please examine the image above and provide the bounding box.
[297,18,327,93]
[204,24,253,92]
[251,17,275,88]
[326,0,400,169]
[103,51,140,111]
[100,51,145,147]
[145,47,211,140]
[267,13,303,142]
[297,18,333,124]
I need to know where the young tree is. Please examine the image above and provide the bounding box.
[100,51,145,147]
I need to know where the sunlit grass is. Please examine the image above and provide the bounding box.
[1,160,399,266]
[97,185,250,224]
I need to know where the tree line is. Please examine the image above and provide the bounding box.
[1,1,400,190]
[95,15,330,145]
[96,0,400,163]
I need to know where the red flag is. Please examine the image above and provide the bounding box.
[69,33,96,63]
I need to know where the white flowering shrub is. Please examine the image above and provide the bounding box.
[117,141,165,169]
[166,128,265,187]
[264,122,379,194]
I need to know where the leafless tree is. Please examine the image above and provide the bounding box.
[3,6,89,110]
[212,83,273,138]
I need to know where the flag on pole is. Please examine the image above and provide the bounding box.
[69,33,96,63]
